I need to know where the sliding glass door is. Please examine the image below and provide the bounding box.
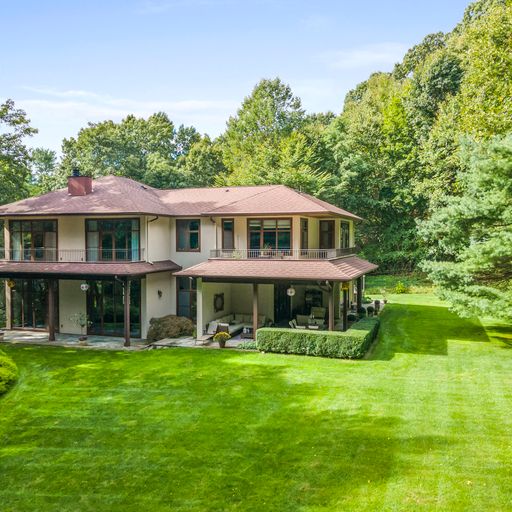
[11,279,57,330]
[87,280,141,337]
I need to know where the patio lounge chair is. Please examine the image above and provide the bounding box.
[311,307,326,319]
[289,319,297,329]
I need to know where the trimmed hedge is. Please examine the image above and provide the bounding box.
[256,317,380,359]
[0,349,18,395]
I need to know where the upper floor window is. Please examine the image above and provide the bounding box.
[248,218,291,251]
[10,220,57,261]
[86,219,140,261]
[319,220,335,249]
[177,219,200,252]
[340,221,351,249]
[0,220,4,259]
[222,219,234,250]
[300,219,308,250]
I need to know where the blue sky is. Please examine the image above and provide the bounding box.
[1,0,470,151]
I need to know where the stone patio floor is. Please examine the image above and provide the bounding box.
[0,330,252,351]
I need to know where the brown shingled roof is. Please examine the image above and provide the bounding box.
[0,260,181,278]
[175,256,377,282]
[0,176,361,220]
[0,176,171,217]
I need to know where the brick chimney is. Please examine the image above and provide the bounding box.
[68,169,93,196]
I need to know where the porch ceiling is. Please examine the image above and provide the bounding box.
[175,255,378,282]
[0,259,181,279]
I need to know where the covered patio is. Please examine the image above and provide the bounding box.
[175,255,378,340]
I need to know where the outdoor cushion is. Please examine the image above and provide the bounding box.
[296,314,310,326]
[207,321,218,335]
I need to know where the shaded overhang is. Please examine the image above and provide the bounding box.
[0,260,181,280]
[175,255,378,283]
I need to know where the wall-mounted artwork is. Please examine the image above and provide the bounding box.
[214,293,225,313]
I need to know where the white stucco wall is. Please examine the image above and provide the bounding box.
[59,280,87,334]
[146,216,171,262]
[144,272,175,336]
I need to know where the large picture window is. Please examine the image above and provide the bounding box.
[340,221,351,249]
[177,219,200,252]
[10,220,57,261]
[86,219,140,261]
[300,218,308,250]
[248,219,291,251]
[222,219,234,250]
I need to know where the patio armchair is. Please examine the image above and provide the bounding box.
[289,319,298,329]
[296,314,310,328]
[311,307,326,319]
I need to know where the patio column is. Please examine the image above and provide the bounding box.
[124,277,131,347]
[342,283,349,332]
[356,277,363,311]
[48,278,56,342]
[252,283,258,340]
[328,281,334,331]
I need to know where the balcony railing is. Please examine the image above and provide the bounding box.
[209,247,357,260]
[0,248,146,263]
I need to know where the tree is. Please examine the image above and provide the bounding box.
[0,99,37,204]
[419,135,512,320]
[58,112,199,189]
[30,148,58,194]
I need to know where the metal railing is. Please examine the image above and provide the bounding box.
[0,248,146,263]
[209,247,357,260]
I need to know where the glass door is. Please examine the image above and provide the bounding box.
[11,279,58,330]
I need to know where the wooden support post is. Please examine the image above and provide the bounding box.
[342,286,349,332]
[124,277,131,347]
[356,277,363,311]
[252,283,259,340]
[328,281,334,331]
[48,279,56,342]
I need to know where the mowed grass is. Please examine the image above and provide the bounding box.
[1,295,512,511]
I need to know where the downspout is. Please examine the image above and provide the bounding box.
[146,215,159,264]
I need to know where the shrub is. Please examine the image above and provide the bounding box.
[363,296,373,304]
[147,315,195,342]
[357,307,367,317]
[237,340,258,350]
[394,281,410,294]
[347,313,357,322]
[256,317,380,359]
[0,349,18,395]
[367,305,375,316]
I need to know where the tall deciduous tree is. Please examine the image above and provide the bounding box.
[419,135,512,320]
[0,99,37,204]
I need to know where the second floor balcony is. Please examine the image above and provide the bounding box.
[1,248,145,263]
[209,247,357,260]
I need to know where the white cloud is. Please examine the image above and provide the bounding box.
[15,87,237,151]
[320,42,409,70]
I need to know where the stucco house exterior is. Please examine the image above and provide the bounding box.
[0,174,377,345]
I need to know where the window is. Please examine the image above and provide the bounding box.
[340,221,351,249]
[300,219,308,250]
[10,220,57,261]
[222,219,234,250]
[177,277,197,320]
[319,220,335,249]
[248,219,291,251]
[177,219,200,252]
[86,219,140,261]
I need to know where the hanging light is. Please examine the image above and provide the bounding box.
[287,285,296,297]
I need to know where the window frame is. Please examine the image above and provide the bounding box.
[340,220,351,249]
[246,217,293,251]
[176,218,201,252]
[221,218,235,250]
[319,219,335,250]
[300,218,308,250]
[176,276,197,320]
[9,219,58,261]
[85,217,140,262]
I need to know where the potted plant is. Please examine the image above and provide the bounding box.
[213,331,231,348]
[69,313,92,345]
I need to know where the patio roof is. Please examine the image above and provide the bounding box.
[0,259,181,279]
[175,255,377,282]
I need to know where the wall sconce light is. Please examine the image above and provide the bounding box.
[80,283,90,292]
[157,290,163,298]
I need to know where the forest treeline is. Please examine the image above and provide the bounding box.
[1,0,511,319]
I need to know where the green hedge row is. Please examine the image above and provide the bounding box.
[0,349,18,395]
[256,317,380,359]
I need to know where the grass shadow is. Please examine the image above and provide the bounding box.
[370,302,490,361]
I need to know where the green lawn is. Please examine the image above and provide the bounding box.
[1,294,512,511]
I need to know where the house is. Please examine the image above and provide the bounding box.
[0,173,377,345]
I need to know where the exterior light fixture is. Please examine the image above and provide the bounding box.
[80,283,90,292]
[287,286,296,297]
